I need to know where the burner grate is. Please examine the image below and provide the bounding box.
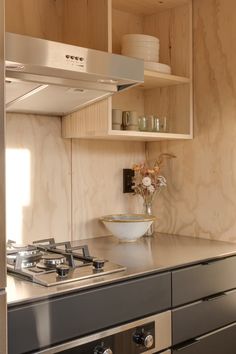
[6,237,126,286]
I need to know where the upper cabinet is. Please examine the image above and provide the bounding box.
[62,0,193,141]
[5,0,193,142]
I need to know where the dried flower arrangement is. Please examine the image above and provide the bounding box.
[132,153,176,205]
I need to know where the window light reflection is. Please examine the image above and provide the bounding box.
[6,148,31,244]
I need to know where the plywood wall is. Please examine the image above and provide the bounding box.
[148,0,236,243]
[71,139,144,239]
[6,114,72,244]
[6,114,145,242]
[5,0,109,51]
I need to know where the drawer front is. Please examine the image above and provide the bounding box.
[172,256,236,306]
[172,289,236,345]
[8,272,171,354]
[172,322,236,354]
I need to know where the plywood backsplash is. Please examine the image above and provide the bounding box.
[6,113,145,243]
[6,114,72,244]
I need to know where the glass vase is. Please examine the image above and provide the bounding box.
[143,201,154,237]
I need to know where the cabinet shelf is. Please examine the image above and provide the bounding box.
[112,0,189,15]
[108,130,192,141]
[141,70,190,89]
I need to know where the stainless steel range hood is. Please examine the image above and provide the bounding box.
[5,33,144,116]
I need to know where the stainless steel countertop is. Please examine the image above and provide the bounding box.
[7,233,236,306]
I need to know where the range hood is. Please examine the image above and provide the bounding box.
[5,33,144,116]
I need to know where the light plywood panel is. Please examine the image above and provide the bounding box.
[62,99,110,138]
[113,0,189,16]
[108,130,191,141]
[5,0,64,42]
[112,8,143,54]
[144,2,192,77]
[62,0,109,50]
[112,87,145,116]
[144,85,191,134]
[148,0,236,243]
[72,140,145,239]
[143,2,192,136]
[6,114,71,244]
[142,71,190,89]
[6,0,110,51]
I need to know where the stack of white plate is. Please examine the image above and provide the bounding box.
[144,61,171,74]
[121,33,172,74]
[121,34,160,62]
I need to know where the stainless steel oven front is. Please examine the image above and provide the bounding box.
[38,311,171,354]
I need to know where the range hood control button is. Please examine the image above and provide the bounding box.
[65,55,70,59]
[79,57,84,62]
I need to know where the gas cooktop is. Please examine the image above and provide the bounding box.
[6,238,126,287]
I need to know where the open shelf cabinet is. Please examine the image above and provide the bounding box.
[62,0,193,141]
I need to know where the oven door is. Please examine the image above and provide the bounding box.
[37,311,171,354]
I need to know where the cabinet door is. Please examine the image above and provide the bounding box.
[172,322,236,354]
[172,256,236,306]
[172,289,236,345]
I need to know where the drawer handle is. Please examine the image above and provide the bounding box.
[174,339,199,351]
[201,259,223,265]
[203,292,226,302]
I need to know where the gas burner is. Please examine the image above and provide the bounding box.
[7,242,40,256]
[7,237,126,286]
[7,255,38,269]
[7,252,42,269]
[39,254,66,269]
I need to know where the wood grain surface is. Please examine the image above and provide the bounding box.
[149,0,236,242]
[6,114,72,243]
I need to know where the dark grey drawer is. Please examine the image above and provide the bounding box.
[172,256,236,306]
[8,272,171,354]
[172,322,236,354]
[172,289,236,345]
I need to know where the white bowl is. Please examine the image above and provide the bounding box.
[100,214,156,242]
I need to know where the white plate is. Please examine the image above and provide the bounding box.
[122,47,159,62]
[122,34,159,44]
[144,61,172,74]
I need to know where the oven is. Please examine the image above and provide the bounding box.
[37,311,171,354]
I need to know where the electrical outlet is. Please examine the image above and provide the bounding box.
[123,169,134,193]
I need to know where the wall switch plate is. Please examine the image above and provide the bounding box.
[123,169,134,193]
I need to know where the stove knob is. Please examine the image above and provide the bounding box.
[133,331,154,349]
[56,264,70,277]
[93,258,105,270]
[94,345,113,354]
